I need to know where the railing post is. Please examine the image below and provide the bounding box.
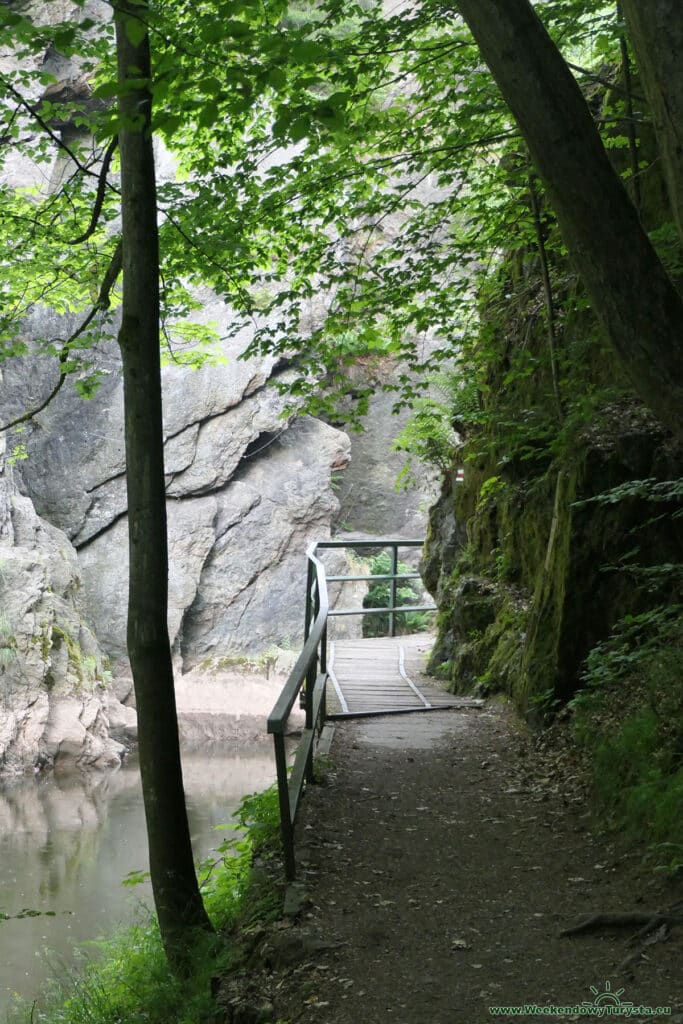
[320,620,328,726]
[300,559,315,711]
[273,732,296,880]
[304,579,320,783]
[389,543,399,637]
[303,557,314,641]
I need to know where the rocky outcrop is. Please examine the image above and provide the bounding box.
[0,22,353,667]
[4,322,350,666]
[0,419,136,775]
[333,386,439,538]
[424,288,683,711]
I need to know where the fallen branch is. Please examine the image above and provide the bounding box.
[560,905,683,975]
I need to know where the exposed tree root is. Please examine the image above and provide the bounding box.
[560,909,683,938]
[560,904,683,973]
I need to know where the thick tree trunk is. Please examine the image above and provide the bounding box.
[455,0,683,442]
[115,0,214,967]
[620,0,683,247]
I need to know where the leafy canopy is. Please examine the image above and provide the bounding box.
[0,0,629,429]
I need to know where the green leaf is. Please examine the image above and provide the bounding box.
[124,16,148,47]
[289,39,327,64]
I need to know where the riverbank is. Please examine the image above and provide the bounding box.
[0,659,302,1017]
[0,651,301,777]
[3,780,286,1024]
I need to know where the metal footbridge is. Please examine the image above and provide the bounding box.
[327,635,459,716]
[267,538,476,878]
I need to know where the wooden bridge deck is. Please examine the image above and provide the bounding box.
[326,634,480,718]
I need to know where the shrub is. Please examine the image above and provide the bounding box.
[362,551,432,638]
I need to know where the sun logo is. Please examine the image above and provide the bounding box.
[583,980,634,1008]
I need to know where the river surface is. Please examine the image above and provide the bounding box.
[0,743,277,1019]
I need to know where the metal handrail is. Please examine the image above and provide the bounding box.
[267,537,434,880]
[267,543,328,880]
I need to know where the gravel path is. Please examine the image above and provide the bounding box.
[269,703,683,1024]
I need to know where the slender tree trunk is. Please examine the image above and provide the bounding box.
[615,1,641,215]
[527,172,564,422]
[620,0,683,245]
[115,0,214,967]
[456,0,683,442]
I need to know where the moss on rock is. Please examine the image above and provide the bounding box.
[424,219,683,717]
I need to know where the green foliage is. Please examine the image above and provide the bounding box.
[0,611,17,677]
[393,397,455,489]
[573,605,683,700]
[362,551,431,638]
[476,475,507,511]
[570,614,683,870]
[573,477,683,515]
[0,0,628,429]
[7,443,29,466]
[393,369,485,488]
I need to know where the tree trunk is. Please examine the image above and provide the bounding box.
[620,0,683,247]
[115,0,214,967]
[455,0,683,442]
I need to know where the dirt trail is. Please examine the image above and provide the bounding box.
[269,704,683,1024]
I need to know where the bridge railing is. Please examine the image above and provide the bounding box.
[267,537,433,880]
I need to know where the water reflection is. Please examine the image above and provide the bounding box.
[0,744,276,1018]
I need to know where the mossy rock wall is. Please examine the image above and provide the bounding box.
[424,251,683,715]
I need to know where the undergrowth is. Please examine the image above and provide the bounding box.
[7,785,283,1024]
[570,611,683,875]
[362,551,433,637]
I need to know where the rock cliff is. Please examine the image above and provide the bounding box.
[0,409,136,774]
[0,298,350,774]
[423,256,683,714]
[4,323,350,667]
[0,0,416,773]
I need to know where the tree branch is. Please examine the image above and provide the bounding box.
[528,171,564,421]
[1,74,93,179]
[67,135,119,243]
[1,238,122,432]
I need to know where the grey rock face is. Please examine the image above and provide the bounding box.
[75,416,350,665]
[0,424,134,775]
[334,386,439,538]
[178,417,350,664]
[10,324,351,664]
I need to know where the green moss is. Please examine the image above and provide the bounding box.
[425,201,683,714]
[43,624,103,689]
[51,624,83,673]
[40,622,51,662]
[515,468,576,709]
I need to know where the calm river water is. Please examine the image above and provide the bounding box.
[0,743,277,1019]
